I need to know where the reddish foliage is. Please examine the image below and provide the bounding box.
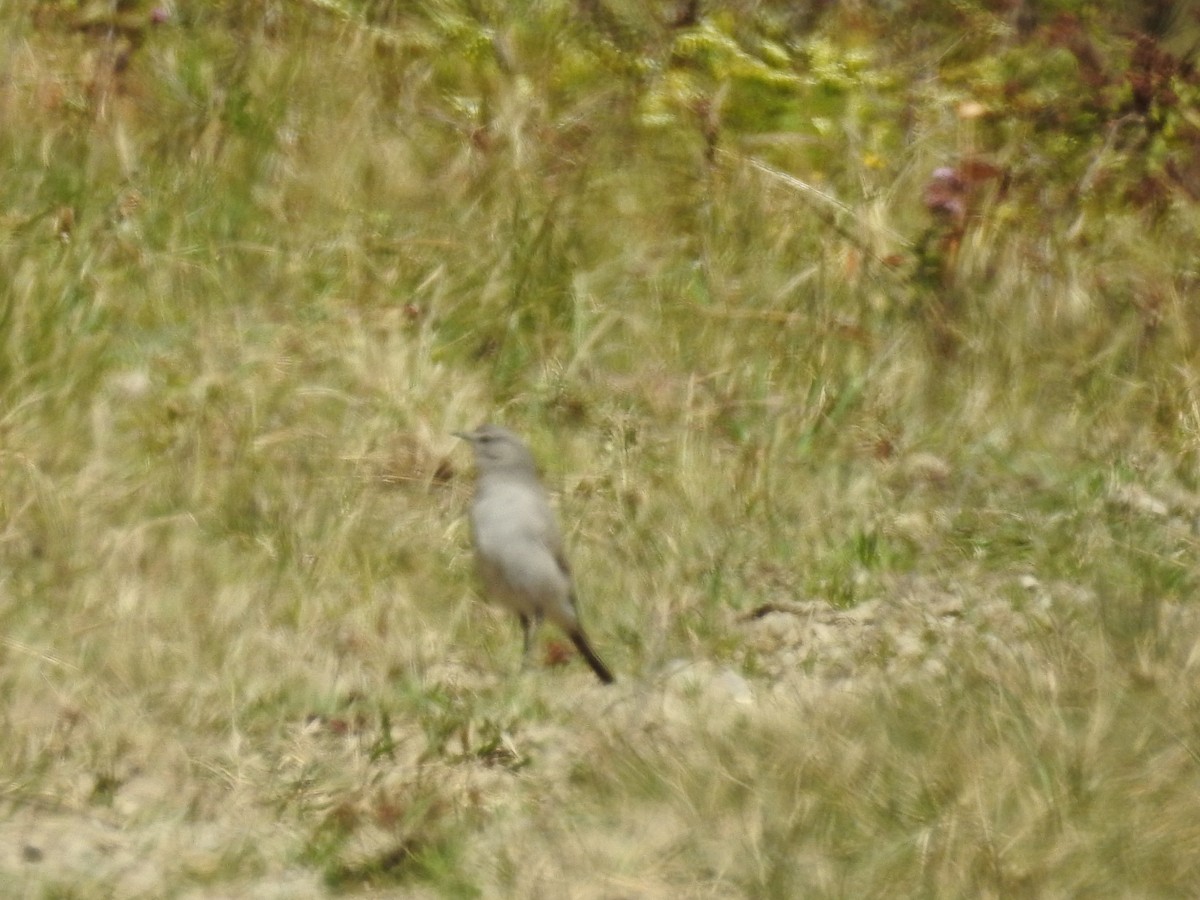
[922,158,1005,228]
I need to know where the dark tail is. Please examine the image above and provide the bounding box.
[569,629,615,685]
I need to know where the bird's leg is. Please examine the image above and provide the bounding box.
[519,613,541,668]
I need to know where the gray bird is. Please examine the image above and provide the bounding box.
[454,424,615,684]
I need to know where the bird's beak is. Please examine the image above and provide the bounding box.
[452,430,472,442]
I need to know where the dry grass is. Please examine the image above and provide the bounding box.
[2,3,1200,896]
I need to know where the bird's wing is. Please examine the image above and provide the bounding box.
[514,488,572,577]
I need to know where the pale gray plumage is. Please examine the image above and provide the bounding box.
[454,424,615,684]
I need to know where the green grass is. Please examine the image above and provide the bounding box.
[3,1,1200,895]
